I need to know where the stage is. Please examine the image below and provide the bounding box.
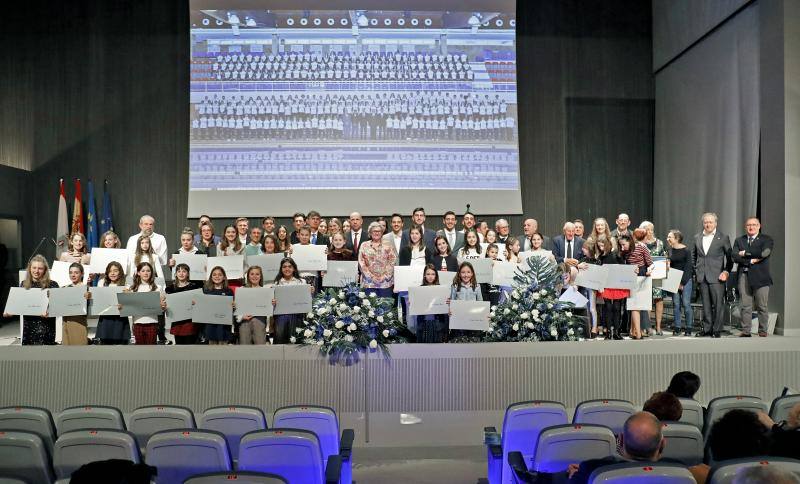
[1,336,798,450]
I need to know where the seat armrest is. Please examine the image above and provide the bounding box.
[508,451,538,483]
[488,443,503,458]
[484,426,497,433]
[325,454,343,484]
[340,428,355,460]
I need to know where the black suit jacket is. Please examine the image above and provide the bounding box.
[398,246,432,266]
[731,233,773,289]
[430,254,459,272]
[551,235,585,264]
[345,229,368,256]
[403,227,436,251]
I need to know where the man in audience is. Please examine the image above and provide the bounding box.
[519,218,553,251]
[760,403,800,460]
[495,218,511,244]
[642,391,683,421]
[126,215,168,265]
[732,217,774,337]
[261,216,275,236]
[346,212,367,256]
[235,217,249,245]
[437,211,464,252]
[665,371,701,399]
[289,212,306,244]
[552,221,584,267]
[693,212,733,338]
[611,213,632,238]
[568,411,666,483]
[383,213,407,257]
[306,210,328,246]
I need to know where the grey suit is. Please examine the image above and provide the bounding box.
[693,231,733,334]
[437,230,465,253]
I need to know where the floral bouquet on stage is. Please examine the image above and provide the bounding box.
[294,282,407,365]
[485,256,585,342]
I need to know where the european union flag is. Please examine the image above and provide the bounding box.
[100,180,114,235]
[86,180,98,247]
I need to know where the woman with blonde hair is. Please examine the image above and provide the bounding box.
[59,232,91,264]
[640,220,667,335]
[3,255,59,345]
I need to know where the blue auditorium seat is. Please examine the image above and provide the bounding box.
[573,399,636,435]
[198,405,267,462]
[53,428,141,480]
[238,429,342,484]
[145,429,232,484]
[588,461,696,483]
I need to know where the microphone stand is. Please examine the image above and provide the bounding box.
[26,237,48,267]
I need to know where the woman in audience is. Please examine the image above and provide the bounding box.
[327,217,342,236]
[122,262,166,345]
[166,263,202,345]
[272,257,307,344]
[276,225,291,252]
[238,266,267,345]
[641,221,667,335]
[61,263,90,345]
[358,222,396,298]
[203,266,234,345]
[666,229,694,336]
[3,255,59,345]
[95,262,130,345]
[597,235,626,340]
[431,235,458,272]
[414,264,447,343]
[665,371,701,399]
[456,229,482,260]
[196,222,218,256]
[619,230,652,339]
[59,232,91,264]
[217,225,244,256]
[399,226,430,267]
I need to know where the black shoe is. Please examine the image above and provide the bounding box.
[613,334,624,340]
[712,332,721,338]
[672,330,680,336]
[695,332,708,337]
[739,333,752,337]
[684,330,692,336]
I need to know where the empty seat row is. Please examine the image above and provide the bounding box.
[0,405,354,484]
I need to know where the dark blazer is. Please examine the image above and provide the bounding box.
[551,235,585,264]
[310,232,329,247]
[290,231,300,245]
[518,234,554,252]
[430,254,459,272]
[732,233,773,289]
[345,229,368,256]
[693,231,733,284]
[436,230,465,253]
[398,246,431,266]
[403,227,436,251]
[196,242,217,257]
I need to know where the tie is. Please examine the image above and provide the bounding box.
[748,236,753,246]
[448,233,454,248]
[312,233,317,244]
[353,232,360,252]
[528,237,533,251]
[566,240,572,259]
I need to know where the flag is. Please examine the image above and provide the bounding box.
[56,179,69,256]
[86,179,98,247]
[100,179,114,234]
[71,178,84,235]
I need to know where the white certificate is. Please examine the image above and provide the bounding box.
[88,286,125,316]
[660,268,684,294]
[291,245,327,271]
[4,287,48,316]
[575,264,608,291]
[322,261,359,287]
[559,286,589,307]
[274,284,312,315]
[394,266,424,293]
[234,286,274,317]
[437,271,457,287]
[651,257,668,280]
[164,289,202,326]
[173,253,208,280]
[467,258,494,284]
[492,261,519,287]
[50,261,91,287]
[206,255,244,279]
[408,285,450,315]
[449,300,490,330]
[47,286,88,317]
[194,294,234,325]
[246,253,285,282]
[604,264,638,290]
[89,248,129,274]
[481,243,507,259]
[117,292,163,317]
[626,277,653,311]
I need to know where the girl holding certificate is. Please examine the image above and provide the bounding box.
[431,236,458,272]
[483,244,501,306]
[168,229,198,267]
[596,235,626,340]
[59,232,91,264]
[448,262,483,340]
[124,262,166,345]
[203,266,235,345]
[619,231,653,340]
[4,255,59,345]
[505,238,522,264]
[218,225,244,256]
[414,265,448,343]
[456,229,482,261]
[272,258,306,344]
[529,233,556,262]
[289,225,320,290]
[62,263,91,345]
[238,266,267,345]
[166,263,202,344]
[327,232,355,261]
[96,262,131,345]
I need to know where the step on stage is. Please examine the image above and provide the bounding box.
[1,336,798,448]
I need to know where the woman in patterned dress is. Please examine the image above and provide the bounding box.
[640,221,667,336]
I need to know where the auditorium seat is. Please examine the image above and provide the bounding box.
[507,451,538,483]
[703,396,768,438]
[587,461,696,483]
[272,405,354,484]
[52,429,141,479]
[129,405,196,452]
[145,429,232,484]
[707,456,800,484]
[659,422,704,466]
[676,398,704,430]
[769,394,800,423]
[484,400,568,484]
[0,406,57,456]
[0,430,54,484]
[56,405,126,435]
[183,471,289,483]
[531,424,617,473]
[572,399,636,435]
[237,429,342,484]
[198,406,267,462]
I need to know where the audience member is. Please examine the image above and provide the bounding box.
[732,466,800,484]
[666,371,702,399]
[643,391,683,421]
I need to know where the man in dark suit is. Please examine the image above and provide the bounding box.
[306,210,329,247]
[289,212,305,244]
[404,207,436,250]
[383,213,409,257]
[436,211,465,253]
[732,217,773,337]
[518,218,554,251]
[568,412,666,484]
[495,218,511,244]
[345,212,368,257]
[551,221,585,266]
[693,212,733,338]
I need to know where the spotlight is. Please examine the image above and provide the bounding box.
[370,18,378,26]
[300,18,308,25]
[495,19,503,27]
[202,18,210,26]
[411,18,419,26]
[397,18,405,26]
[327,18,335,26]
[340,18,349,25]
[424,18,432,26]
[384,18,391,26]
[509,19,516,27]
[286,18,294,25]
